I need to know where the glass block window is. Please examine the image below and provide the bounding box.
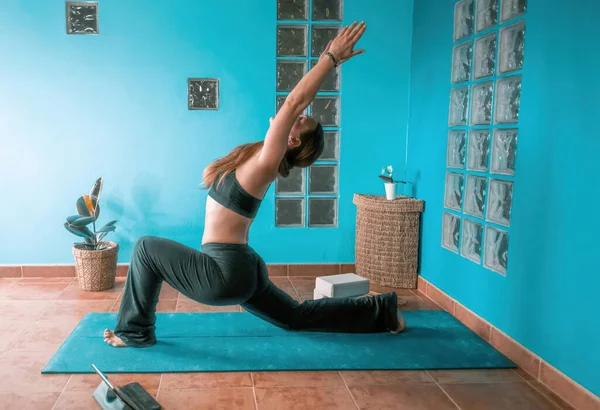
[442,212,460,253]
[443,0,525,276]
[274,0,342,228]
[309,165,338,194]
[66,1,98,34]
[277,25,308,57]
[276,166,305,195]
[308,198,338,227]
[312,0,343,21]
[188,79,219,110]
[276,198,305,227]
[277,0,308,20]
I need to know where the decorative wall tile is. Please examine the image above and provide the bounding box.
[464,175,487,218]
[308,198,338,227]
[454,0,474,41]
[501,0,527,23]
[319,131,340,161]
[491,129,518,175]
[188,78,219,110]
[444,172,464,211]
[310,60,340,91]
[486,178,513,226]
[311,97,340,126]
[447,130,466,169]
[309,165,338,194]
[448,87,469,126]
[467,130,490,172]
[476,0,498,32]
[312,0,343,21]
[442,212,460,253]
[277,25,308,57]
[277,61,307,92]
[311,26,341,57]
[484,226,509,275]
[451,42,472,84]
[499,21,525,74]
[494,75,521,124]
[66,2,98,34]
[277,0,308,20]
[473,33,496,79]
[276,198,305,227]
[470,81,493,125]
[276,167,305,195]
[461,218,483,262]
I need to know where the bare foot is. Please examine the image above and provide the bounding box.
[103,329,127,347]
[391,311,406,334]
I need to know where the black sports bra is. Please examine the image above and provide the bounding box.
[208,171,262,219]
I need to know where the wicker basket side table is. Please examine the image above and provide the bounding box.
[353,194,424,289]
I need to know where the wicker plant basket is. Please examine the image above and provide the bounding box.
[72,241,119,291]
[353,194,424,288]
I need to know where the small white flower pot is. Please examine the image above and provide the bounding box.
[384,182,397,200]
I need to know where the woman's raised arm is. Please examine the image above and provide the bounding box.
[257,21,367,172]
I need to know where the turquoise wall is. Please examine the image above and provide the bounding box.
[0,0,413,264]
[407,0,599,397]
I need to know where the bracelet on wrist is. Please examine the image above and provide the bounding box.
[325,51,340,67]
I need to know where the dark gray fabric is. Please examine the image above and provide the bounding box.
[207,171,262,219]
[114,236,399,347]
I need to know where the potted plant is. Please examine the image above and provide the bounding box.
[64,177,119,291]
[378,165,407,200]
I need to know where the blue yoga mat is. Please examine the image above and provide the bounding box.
[42,311,515,374]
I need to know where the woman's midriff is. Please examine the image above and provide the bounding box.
[201,196,253,245]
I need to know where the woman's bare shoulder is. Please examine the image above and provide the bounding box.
[235,153,278,199]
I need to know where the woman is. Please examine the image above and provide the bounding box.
[104,21,405,348]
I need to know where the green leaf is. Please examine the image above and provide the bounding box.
[75,197,100,220]
[97,226,116,234]
[66,215,95,227]
[89,178,103,213]
[76,196,91,217]
[74,242,95,250]
[97,220,117,233]
[64,221,94,239]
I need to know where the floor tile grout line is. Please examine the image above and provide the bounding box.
[339,371,360,410]
[250,372,259,410]
[51,374,72,410]
[53,279,74,301]
[4,327,28,352]
[108,298,119,313]
[4,293,58,352]
[424,370,438,383]
[175,294,182,313]
[526,380,570,410]
[513,368,529,382]
[287,277,302,301]
[435,380,464,410]
[156,373,163,401]
[417,291,443,309]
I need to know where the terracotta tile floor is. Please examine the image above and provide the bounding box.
[0,277,573,410]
